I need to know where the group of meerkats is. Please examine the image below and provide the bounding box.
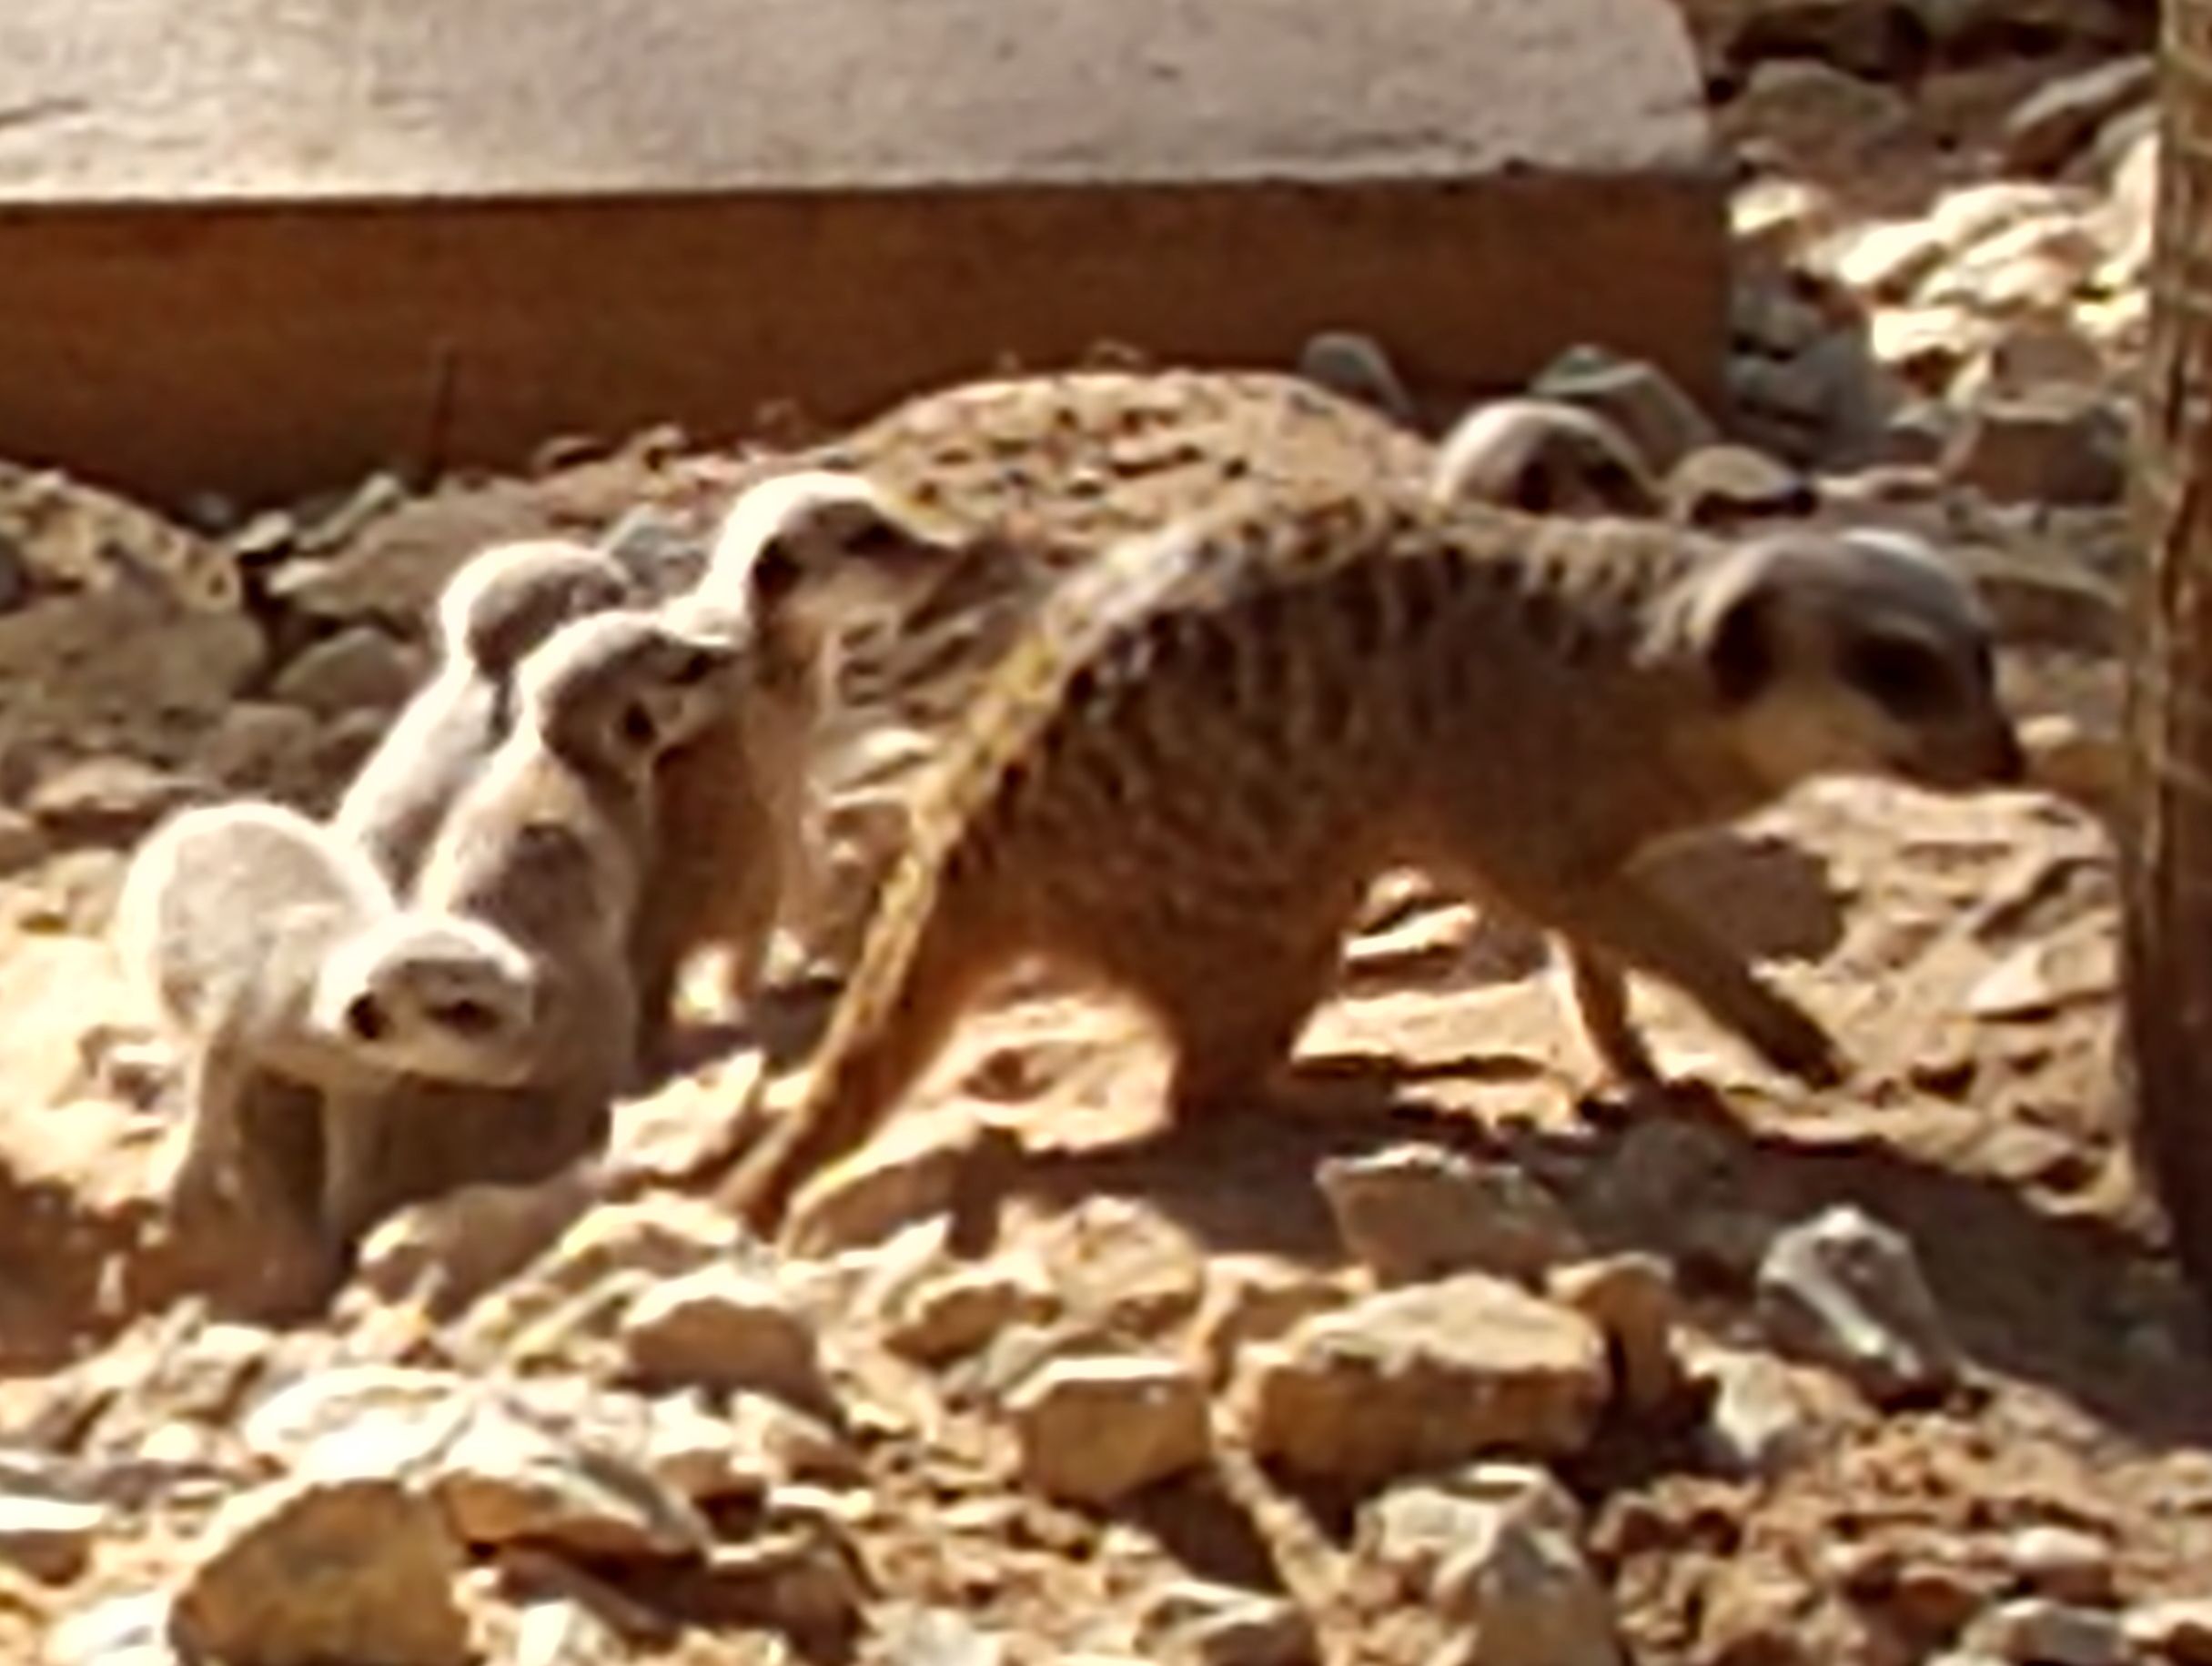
[113,369,2041,1286]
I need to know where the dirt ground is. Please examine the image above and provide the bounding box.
[0,4,2201,1663]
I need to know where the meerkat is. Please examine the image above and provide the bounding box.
[714,496,2025,1235]
[362,606,747,1238]
[631,469,969,1065]
[331,538,635,886]
[112,800,548,1243]
[1431,398,1663,519]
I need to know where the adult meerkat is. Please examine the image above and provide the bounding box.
[332,538,635,885]
[113,800,546,1242]
[716,498,2025,1235]
[1431,398,1663,519]
[386,606,747,1232]
[632,470,967,1065]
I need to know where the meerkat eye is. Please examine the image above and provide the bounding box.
[344,994,389,1043]
[620,703,660,746]
[1516,470,1557,514]
[430,997,499,1036]
[751,538,803,601]
[846,519,909,557]
[1842,633,1954,720]
[670,649,719,685]
[1590,461,1637,498]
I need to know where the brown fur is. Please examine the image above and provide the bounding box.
[716,497,2024,1236]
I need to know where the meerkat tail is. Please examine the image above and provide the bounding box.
[717,838,1013,1234]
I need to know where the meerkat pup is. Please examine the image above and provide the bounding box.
[1431,398,1663,519]
[332,538,635,886]
[717,499,2025,1235]
[396,604,747,1218]
[631,469,966,1067]
[113,800,547,1241]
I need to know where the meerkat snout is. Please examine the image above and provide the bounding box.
[308,914,546,1088]
[1680,526,2023,795]
[1432,399,1662,519]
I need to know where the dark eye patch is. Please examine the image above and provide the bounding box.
[344,994,388,1043]
[1590,460,1639,499]
[751,538,803,602]
[431,997,499,1036]
[671,649,718,686]
[847,519,910,558]
[1514,467,1557,514]
[620,702,660,746]
[1843,633,1954,720]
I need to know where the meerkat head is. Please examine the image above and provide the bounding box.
[1672,526,2025,796]
[698,469,965,642]
[309,913,545,1087]
[435,539,636,677]
[513,607,746,778]
[1432,399,1662,519]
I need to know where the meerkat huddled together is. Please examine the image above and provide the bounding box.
[117,469,969,1272]
[116,535,740,1266]
[114,361,2046,1270]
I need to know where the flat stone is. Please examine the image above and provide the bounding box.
[1233,1275,1609,1486]
[167,1475,471,1666]
[0,0,1721,500]
[620,1264,831,1410]
[1008,1356,1213,1506]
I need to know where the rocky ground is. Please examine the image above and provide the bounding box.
[0,1,2200,1661]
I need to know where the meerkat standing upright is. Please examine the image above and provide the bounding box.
[630,470,965,1067]
[332,538,635,885]
[377,606,746,1233]
[113,800,548,1247]
[716,498,2025,1237]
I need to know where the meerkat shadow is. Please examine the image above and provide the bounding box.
[1003,1065,1530,1262]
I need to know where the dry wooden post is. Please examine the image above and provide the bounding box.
[2127,0,2212,1301]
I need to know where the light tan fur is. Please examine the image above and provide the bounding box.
[632,470,966,1065]
[112,800,545,1247]
[332,607,746,1246]
[717,498,2024,1236]
[1431,399,1662,519]
[332,538,634,886]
